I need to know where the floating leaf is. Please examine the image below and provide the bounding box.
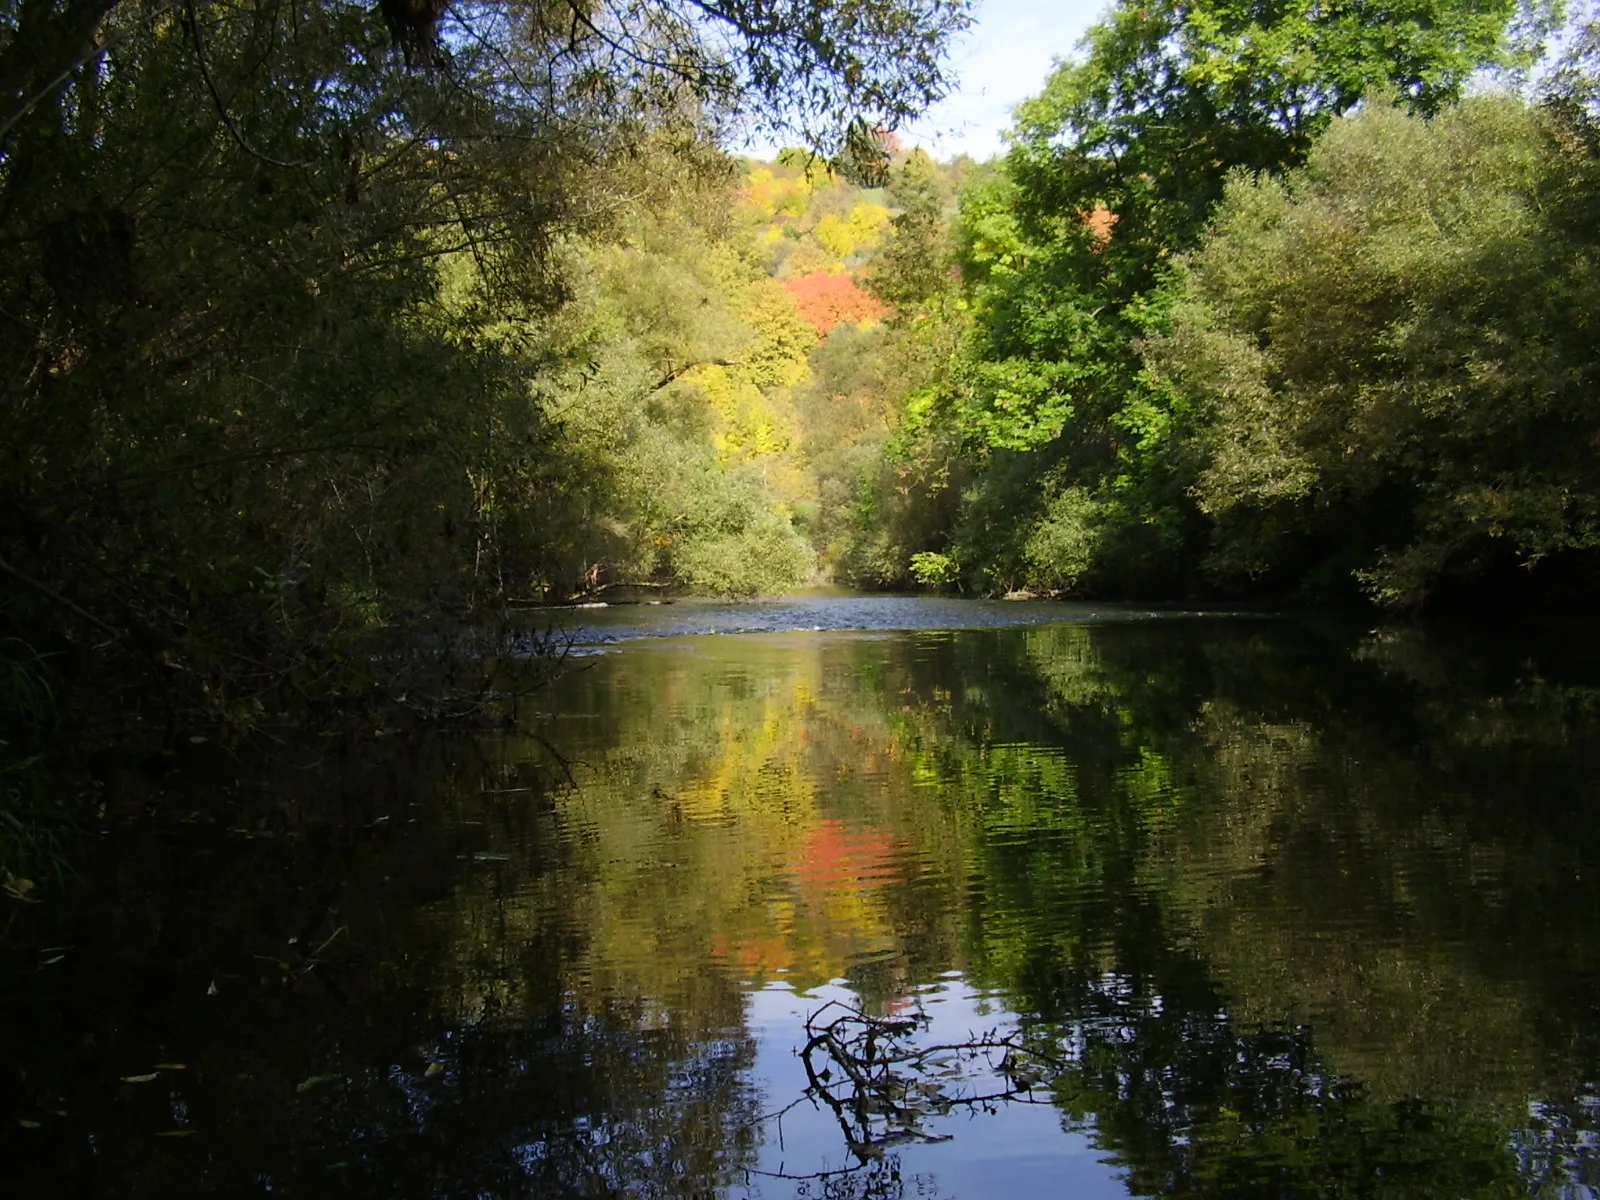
[121,1072,159,1083]
[42,955,65,966]
[152,1063,187,1071]
[296,1074,340,1094]
[18,1119,41,1129]
[472,852,510,862]
[155,1129,196,1138]
[423,1061,444,1079]
[206,980,218,996]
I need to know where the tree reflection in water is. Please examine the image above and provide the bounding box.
[6,614,1600,1196]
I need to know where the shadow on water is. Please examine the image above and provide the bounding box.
[3,732,756,1196]
[5,608,1600,1196]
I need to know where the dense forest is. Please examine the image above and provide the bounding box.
[827,0,1600,614]
[5,0,1600,866]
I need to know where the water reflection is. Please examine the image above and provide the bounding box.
[7,615,1600,1196]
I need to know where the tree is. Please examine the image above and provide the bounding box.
[0,0,971,726]
[783,269,887,335]
[1150,97,1600,608]
[915,0,1531,596]
[1009,0,1529,288]
[868,148,948,313]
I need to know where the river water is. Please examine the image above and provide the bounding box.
[6,598,1600,1196]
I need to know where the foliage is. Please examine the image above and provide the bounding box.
[907,550,957,587]
[0,0,969,734]
[1021,486,1099,592]
[783,269,888,335]
[865,0,1537,602]
[1151,97,1600,607]
[731,145,974,585]
[867,148,951,313]
[536,203,818,598]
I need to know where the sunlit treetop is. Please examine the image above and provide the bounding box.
[1005,0,1533,260]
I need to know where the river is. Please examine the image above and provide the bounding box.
[5,597,1600,1196]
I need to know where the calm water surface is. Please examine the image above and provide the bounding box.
[6,601,1600,1197]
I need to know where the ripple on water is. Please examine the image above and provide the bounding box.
[540,592,1251,647]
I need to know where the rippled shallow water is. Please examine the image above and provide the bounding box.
[551,591,1222,645]
[6,603,1600,1197]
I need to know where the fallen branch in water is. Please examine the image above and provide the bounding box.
[745,999,1063,1185]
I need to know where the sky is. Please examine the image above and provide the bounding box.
[733,0,1109,162]
[895,0,1110,160]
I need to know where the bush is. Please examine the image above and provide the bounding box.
[1023,488,1101,592]
[909,551,960,588]
[1150,96,1600,607]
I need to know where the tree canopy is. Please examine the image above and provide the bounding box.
[823,0,1594,609]
[0,0,970,730]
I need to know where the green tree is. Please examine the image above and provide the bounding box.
[0,0,969,726]
[1150,96,1600,608]
[869,148,948,313]
[906,0,1531,597]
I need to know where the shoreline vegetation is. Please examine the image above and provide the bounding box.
[4,0,1600,879]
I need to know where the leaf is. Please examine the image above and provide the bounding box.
[206,980,218,996]
[296,1074,341,1094]
[423,1061,444,1079]
[42,954,65,965]
[121,1073,159,1083]
[18,1119,41,1129]
[152,1063,187,1070]
[155,1129,196,1138]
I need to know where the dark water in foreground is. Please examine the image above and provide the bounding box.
[6,604,1600,1197]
